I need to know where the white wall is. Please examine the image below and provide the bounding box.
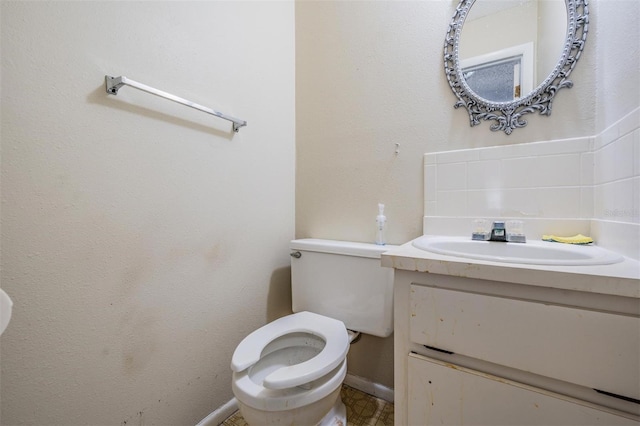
[537,0,568,84]
[593,0,640,132]
[0,2,295,425]
[296,0,638,390]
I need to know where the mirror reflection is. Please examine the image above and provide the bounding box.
[459,0,567,103]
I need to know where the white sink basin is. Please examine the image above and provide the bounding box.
[411,236,624,266]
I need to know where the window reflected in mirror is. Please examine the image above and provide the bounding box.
[461,42,533,102]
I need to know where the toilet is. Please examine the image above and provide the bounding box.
[230,239,395,425]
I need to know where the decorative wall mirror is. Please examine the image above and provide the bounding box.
[444,0,589,134]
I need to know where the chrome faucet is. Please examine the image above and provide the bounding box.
[472,220,526,243]
[490,221,507,242]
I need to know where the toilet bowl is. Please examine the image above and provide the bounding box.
[230,239,395,425]
[231,311,349,425]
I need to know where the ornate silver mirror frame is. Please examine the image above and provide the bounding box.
[444,0,589,134]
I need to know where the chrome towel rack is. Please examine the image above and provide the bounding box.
[105,75,247,132]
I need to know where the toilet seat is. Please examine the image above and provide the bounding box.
[231,311,349,390]
[233,357,347,412]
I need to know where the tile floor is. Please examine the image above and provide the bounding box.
[221,384,394,426]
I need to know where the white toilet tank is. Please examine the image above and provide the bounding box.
[289,239,396,338]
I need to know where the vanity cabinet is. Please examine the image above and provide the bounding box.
[392,269,640,426]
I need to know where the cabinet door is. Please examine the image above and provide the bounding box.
[409,284,640,399]
[408,354,638,426]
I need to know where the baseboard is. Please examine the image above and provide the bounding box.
[344,373,395,403]
[195,397,238,426]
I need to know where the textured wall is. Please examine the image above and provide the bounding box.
[296,0,638,390]
[0,2,294,425]
[593,0,640,132]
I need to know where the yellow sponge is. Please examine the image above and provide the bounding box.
[542,234,593,245]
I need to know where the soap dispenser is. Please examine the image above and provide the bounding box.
[375,203,387,245]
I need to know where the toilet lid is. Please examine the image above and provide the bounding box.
[231,311,349,390]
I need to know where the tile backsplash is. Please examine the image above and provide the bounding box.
[423,107,640,259]
[425,136,594,219]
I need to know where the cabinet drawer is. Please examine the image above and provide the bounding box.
[408,354,638,426]
[410,284,640,399]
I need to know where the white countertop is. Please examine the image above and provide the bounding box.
[381,240,640,299]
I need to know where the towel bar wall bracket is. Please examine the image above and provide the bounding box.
[104,75,247,133]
